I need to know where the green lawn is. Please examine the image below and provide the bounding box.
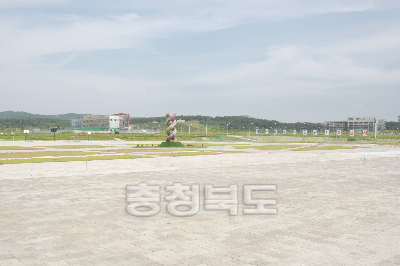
[291,146,368,151]
[1,154,146,164]
[0,146,42,150]
[0,151,100,159]
[34,145,110,149]
[233,145,304,150]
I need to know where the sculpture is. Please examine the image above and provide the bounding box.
[165,112,177,142]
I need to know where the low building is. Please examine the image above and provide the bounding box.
[325,117,386,131]
[71,113,130,131]
[81,115,109,130]
[110,113,129,130]
[109,115,120,130]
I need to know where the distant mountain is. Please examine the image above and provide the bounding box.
[0,111,88,120]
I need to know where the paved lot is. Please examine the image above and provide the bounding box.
[1,142,400,265]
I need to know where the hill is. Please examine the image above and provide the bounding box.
[0,111,87,120]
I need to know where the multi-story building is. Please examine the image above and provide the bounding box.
[325,120,348,129]
[325,117,386,131]
[109,115,120,130]
[112,113,129,130]
[71,113,130,131]
[81,115,109,130]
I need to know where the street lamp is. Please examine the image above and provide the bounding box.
[249,123,253,136]
[189,124,192,134]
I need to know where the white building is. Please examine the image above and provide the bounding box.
[109,115,121,130]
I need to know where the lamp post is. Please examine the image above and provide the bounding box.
[189,124,192,134]
[249,123,253,136]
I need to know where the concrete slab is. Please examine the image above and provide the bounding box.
[0,143,399,265]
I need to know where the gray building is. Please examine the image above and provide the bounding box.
[81,115,109,130]
[325,117,386,131]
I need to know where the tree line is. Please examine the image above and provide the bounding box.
[1,115,397,132]
[131,115,400,131]
[0,118,69,131]
[386,121,400,130]
[130,115,325,131]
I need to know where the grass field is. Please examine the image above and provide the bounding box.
[0,151,100,159]
[291,146,368,151]
[155,150,245,156]
[233,145,304,150]
[0,146,43,150]
[0,140,375,165]
[33,145,110,149]
[1,155,147,164]
[0,147,248,164]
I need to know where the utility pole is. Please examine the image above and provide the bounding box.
[374,117,377,139]
[206,124,207,134]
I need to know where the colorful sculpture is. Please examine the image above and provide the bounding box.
[165,112,177,142]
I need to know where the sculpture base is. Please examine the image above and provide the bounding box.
[159,142,184,147]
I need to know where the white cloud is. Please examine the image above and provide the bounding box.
[0,0,399,120]
[1,0,399,64]
[0,0,67,8]
[171,38,400,98]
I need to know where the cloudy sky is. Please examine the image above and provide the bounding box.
[1,0,399,122]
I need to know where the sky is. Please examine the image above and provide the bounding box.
[0,0,399,122]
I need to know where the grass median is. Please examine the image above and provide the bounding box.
[291,146,368,151]
[0,146,43,150]
[233,145,304,150]
[34,145,110,149]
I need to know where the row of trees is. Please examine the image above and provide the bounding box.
[386,122,400,130]
[1,116,398,132]
[131,115,400,132]
[0,118,69,131]
[130,115,325,131]
[0,111,86,120]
